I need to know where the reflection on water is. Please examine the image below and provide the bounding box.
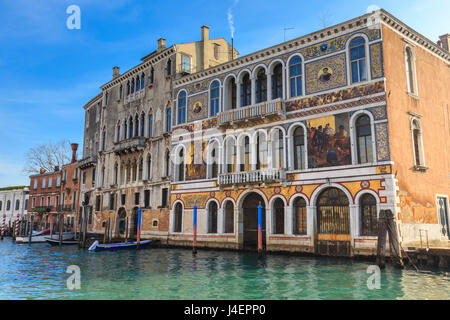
[0,238,448,300]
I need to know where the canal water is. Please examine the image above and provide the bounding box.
[0,238,448,300]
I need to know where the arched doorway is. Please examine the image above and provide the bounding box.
[241,192,266,250]
[130,207,139,239]
[316,187,351,256]
[116,207,127,237]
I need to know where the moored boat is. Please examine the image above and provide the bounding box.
[88,240,152,251]
[45,238,79,245]
[16,231,75,244]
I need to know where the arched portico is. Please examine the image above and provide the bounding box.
[237,191,268,250]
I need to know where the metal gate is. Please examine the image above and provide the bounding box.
[316,188,351,256]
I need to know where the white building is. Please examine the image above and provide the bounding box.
[0,186,29,226]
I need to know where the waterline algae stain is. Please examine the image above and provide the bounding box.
[0,239,448,300]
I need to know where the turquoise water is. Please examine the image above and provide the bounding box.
[0,238,448,300]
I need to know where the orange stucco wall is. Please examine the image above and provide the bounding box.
[382,24,450,225]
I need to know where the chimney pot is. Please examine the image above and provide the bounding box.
[112,66,120,79]
[201,25,210,41]
[157,38,166,51]
[438,34,449,52]
[71,143,79,163]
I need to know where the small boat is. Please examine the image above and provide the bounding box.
[45,238,79,246]
[16,232,75,244]
[88,240,152,251]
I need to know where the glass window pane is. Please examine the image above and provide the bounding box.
[359,59,367,81]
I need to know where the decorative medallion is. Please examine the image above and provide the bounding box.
[193,101,202,113]
[210,192,215,198]
[295,185,303,193]
[274,187,281,194]
[361,181,370,189]
[225,191,231,197]
[176,194,181,199]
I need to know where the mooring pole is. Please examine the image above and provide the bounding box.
[125,217,128,243]
[258,202,263,257]
[385,209,404,268]
[58,214,63,246]
[28,214,34,243]
[136,208,142,249]
[14,214,19,241]
[1,214,5,240]
[376,210,387,269]
[193,204,198,254]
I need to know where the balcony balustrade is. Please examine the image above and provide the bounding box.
[218,168,286,186]
[123,89,145,104]
[79,155,98,169]
[114,136,146,155]
[218,98,284,127]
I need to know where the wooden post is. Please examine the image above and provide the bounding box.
[28,214,34,243]
[103,219,108,244]
[376,210,387,269]
[58,214,63,246]
[385,209,404,268]
[82,206,88,248]
[125,217,128,243]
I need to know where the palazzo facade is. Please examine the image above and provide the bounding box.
[168,10,450,256]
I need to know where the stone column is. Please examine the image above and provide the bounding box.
[285,205,293,235]
[218,207,224,234]
[251,136,258,171]
[307,205,315,246]
[250,76,256,106]
[267,72,273,101]
[236,80,241,108]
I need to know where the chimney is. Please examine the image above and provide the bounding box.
[437,34,449,52]
[112,66,120,79]
[201,25,210,71]
[157,38,166,51]
[54,166,59,172]
[71,143,78,163]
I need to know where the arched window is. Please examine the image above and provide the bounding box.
[272,129,284,168]
[356,115,373,164]
[289,56,302,97]
[412,119,424,167]
[120,162,125,184]
[208,201,218,233]
[317,188,350,235]
[225,138,236,173]
[149,67,154,84]
[273,198,285,234]
[140,113,145,136]
[141,73,145,89]
[350,37,367,83]
[134,115,139,137]
[0,201,2,211]
[15,199,20,210]
[126,81,130,96]
[256,132,267,170]
[360,194,377,236]
[173,202,182,233]
[113,163,118,184]
[6,200,11,211]
[224,201,234,233]
[166,58,172,76]
[166,107,172,132]
[119,85,123,99]
[165,150,171,177]
[147,155,152,180]
[177,91,186,124]
[126,161,131,183]
[131,78,135,93]
[293,197,307,235]
[102,128,106,151]
[101,166,105,187]
[128,116,133,139]
[272,63,283,99]
[293,126,306,170]
[132,160,137,182]
[177,148,185,181]
[240,136,250,171]
[138,158,143,180]
[210,81,220,116]
[405,47,416,94]
[148,113,153,138]
[240,73,251,107]
[255,68,267,103]
[225,77,237,110]
[116,122,121,142]
[136,76,140,91]
[208,144,218,179]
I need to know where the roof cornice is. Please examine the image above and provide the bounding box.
[83,93,102,110]
[100,46,176,91]
[379,9,450,62]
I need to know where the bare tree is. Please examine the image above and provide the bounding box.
[23,140,72,175]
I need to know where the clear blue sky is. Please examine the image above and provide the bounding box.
[0,0,448,187]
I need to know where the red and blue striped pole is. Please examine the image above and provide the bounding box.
[137,208,142,249]
[193,204,197,254]
[258,201,263,256]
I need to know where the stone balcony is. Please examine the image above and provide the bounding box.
[123,89,145,104]
[218,98,285,127]
[79,155,98,169]
[114,137,146,155]
[218,168,286,186]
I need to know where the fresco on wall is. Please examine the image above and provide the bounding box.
[307,112,351,168]
[185,140,207,180]
[305,53,347,94]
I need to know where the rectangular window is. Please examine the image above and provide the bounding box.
[64,170,67,182]
[42,178,46,189]
[56,176,61,187]
[181,54,191,73]
[92,168,96,187]
[56,195,59,206]
[32,198,35,208]
[121,194,126,206]
[148,114,153,138]
[134,192,140,206]
[62,194,65,207]
[161,188,168,208]
[47,196,50,207]
[95,195,101,211]
[82,171,86,184]
[109,193,115,210]
[33,179,37,189]
[74,168,79,180]
[144,190,150,208]
[48,177,52,188]
[72,191,76,210]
